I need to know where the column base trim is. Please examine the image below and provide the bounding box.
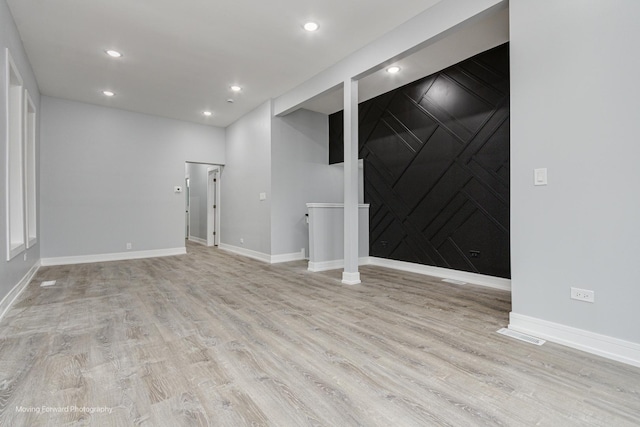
[342,271,361,285]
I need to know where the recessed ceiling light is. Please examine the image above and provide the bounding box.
[105,50,122,58]
[227,99,234,103]
[102,90,115,97]
[303,22,319,32]
[203,111,212,116]
[386,66,401,74]
[230,85,242,92]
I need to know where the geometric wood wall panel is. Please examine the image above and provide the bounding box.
[329,43,510,278]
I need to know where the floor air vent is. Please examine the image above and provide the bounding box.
[441,278,467,285]
[497,328,546,346]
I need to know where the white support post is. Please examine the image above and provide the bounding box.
[342,78,361,285]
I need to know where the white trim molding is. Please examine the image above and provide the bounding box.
[0,261,40,321]
[367,257,511,291]
[509,312,640,368]
[308,257,369,272]
[342,271,361,285]
[218,243,271,263]
[219,244,306,264]
[271,249,305,264]
[307,257,509,292]
[41,247,186,266]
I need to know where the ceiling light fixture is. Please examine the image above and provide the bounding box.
[386,66,401,74]
[303,22,319,32]
[230,85,242,92]
[102,90,115,97]
[203,111,212,116]
[105,49,122,58]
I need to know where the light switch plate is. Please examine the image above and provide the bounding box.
[259,192,267,201]
[534,168,548,186]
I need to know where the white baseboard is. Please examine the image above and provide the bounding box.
[40,247,186,266]
[308,259,343,272]
[271,249,305,264]
[188,236,208,246]
[367,257,511,291]
[219,244,306,264]
[218,244,271,263]
[307,257,509,292]
[509,312,640,368]
[0,261,40,321]
[307,257,369,272]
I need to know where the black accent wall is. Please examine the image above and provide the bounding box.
[329,43,510,278]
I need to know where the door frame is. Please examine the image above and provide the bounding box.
[185,176,190,239]
[207,167,221,246]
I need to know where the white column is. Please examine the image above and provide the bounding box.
[342,78,360,285]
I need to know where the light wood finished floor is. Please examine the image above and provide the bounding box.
[1,242,639,426]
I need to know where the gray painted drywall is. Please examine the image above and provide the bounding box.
[221,101,272,254]
[270,109,345,256]
[40,96,225,258]
[510,1,640,343]
[0,1,40,299]
[307,204,370,264]
[186,162,211,241]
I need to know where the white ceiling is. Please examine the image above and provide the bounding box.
[300,8,509,115]
[7,0,451,127]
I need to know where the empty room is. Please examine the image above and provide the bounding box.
[1,0,639,425]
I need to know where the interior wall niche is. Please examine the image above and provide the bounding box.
[329,43,510,278]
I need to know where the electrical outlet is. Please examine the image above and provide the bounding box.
[469,250,480,258]
[571,287,595,303]
[126,243,132,250]
[240,238,244,244]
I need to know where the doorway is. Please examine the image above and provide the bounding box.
[207,167,220,246]
[185,162,222,246]
[185,177,190,238]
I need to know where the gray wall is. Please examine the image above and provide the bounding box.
[0,1,40,297]
[186,162,211,241]
[222,104,355,258]
[40,97,225,258]
[271,109,344,256]
[221,101,272,254]
[510,1,640,343]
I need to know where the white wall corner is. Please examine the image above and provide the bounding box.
[0,261,40,321]
[509,312,640,368]
[40,247,186,266]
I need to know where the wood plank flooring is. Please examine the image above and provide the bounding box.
[0,242,639,426]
